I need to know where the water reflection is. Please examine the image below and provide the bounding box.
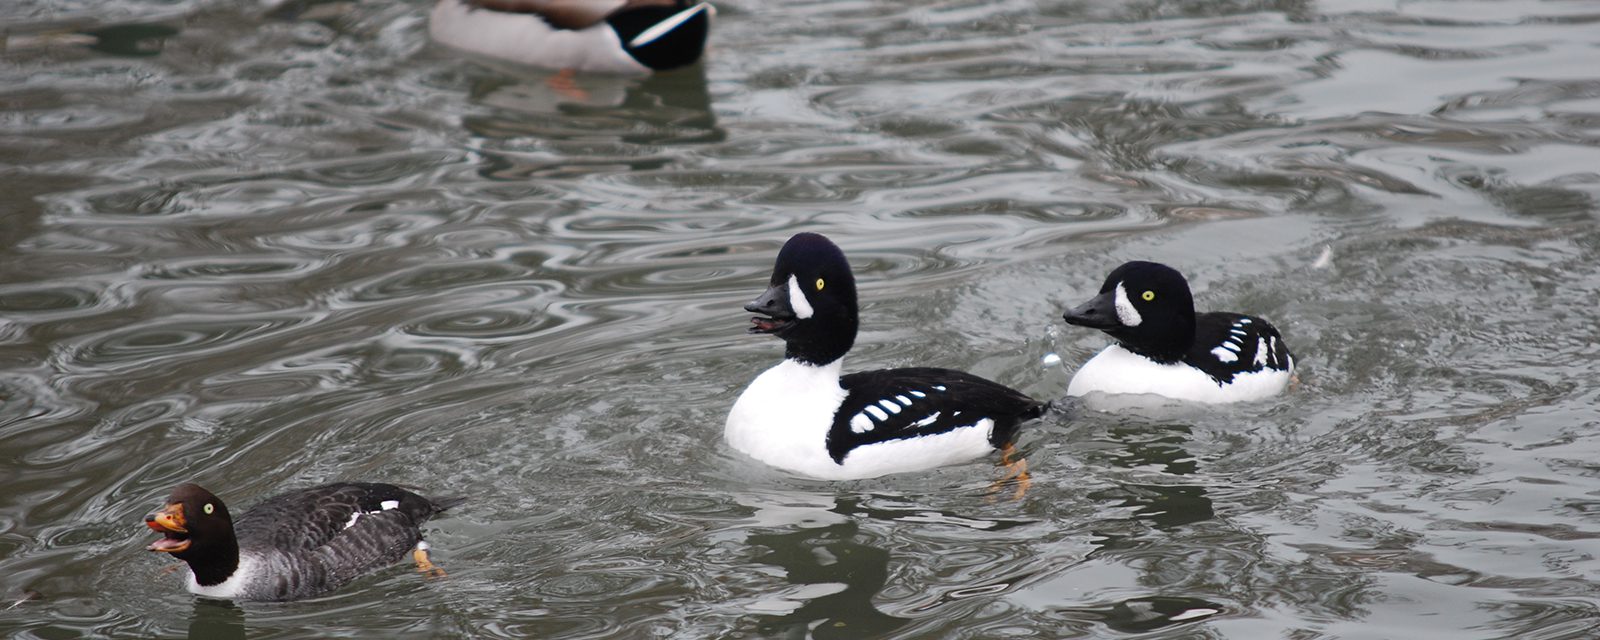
[1090,423,1215,532]
[745,521,909,639]
[1058,595,1225,634]
[186,599,245,640]
[460,64,721,145]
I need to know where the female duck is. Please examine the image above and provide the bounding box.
[145,482,461,602]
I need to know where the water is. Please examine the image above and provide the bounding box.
[3,0,1599,637]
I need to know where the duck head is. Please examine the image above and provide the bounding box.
[745,232,859,366]
[1061,261,1196,363]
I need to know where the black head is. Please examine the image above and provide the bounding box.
[1061,261,1196,362]
[745,232,859,366]
[609,1,712,71]
[146,482,239,585]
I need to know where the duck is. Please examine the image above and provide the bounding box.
[1059,261,1295,404]
[428,0,713,75]
[145,482,462,602]
[725,233,1046,481]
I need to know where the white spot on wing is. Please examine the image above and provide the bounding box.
[1254,338,1269,366]
[786,275,814,320]
[865,405,888,421]
[910,390,926,398]
[932,385,946,392]
[343,512,361,529]
[380,500,400,511]
[850,413,873,433]
[913,412,940,427]
[878,399,902,414]
[1211,346,1238,363]
[895,395,912,405]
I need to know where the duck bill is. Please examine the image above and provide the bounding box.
[145,503,191,553]
[1061,291,1121,330]
[744,283,796,334]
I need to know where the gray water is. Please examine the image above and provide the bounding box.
[3,0,1600,637]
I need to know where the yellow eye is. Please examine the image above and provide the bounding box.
[815,278,825,291]
[1141,290,1155,302]
[204,503,214,515]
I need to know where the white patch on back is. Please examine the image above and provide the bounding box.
[380,500,400,511]
[629,3,710,48]
[1114,283,1143,327]
[787,275,815,319]
[1068,344,1292,404]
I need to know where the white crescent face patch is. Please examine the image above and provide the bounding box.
[1114,282,1142,327]
[787,274,815,319]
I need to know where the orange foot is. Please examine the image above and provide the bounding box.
[545,68,589,102]
[988,444,1031,502]
[414,545,447,579]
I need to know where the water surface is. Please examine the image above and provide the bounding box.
[3,0,1599,637]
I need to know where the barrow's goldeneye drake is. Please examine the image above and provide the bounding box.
[725,233,1046,480]
[1060,261,1295,404]
[429,0,713,75]
[145,482,462,602]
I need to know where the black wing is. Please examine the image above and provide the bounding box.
[1184,312,1293,384]
[233,483,448,554]
[829,367,1045,464]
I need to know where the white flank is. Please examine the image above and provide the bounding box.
[726,359,997,479]
[428,0,651,75]
[628,3,709,48]
[1113,283,1142,327]
[1068,344,1292,404]
[786,275,814,319]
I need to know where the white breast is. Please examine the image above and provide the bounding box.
[726,359,851,479]
[1067,344,1292,404]
[185,553,262,599]
[428,0,651,75]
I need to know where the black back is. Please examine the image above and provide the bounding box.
[609,1,710,71]
[827,367,1045,464]
[1183,312,1294,383]
[233,482,453,554]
